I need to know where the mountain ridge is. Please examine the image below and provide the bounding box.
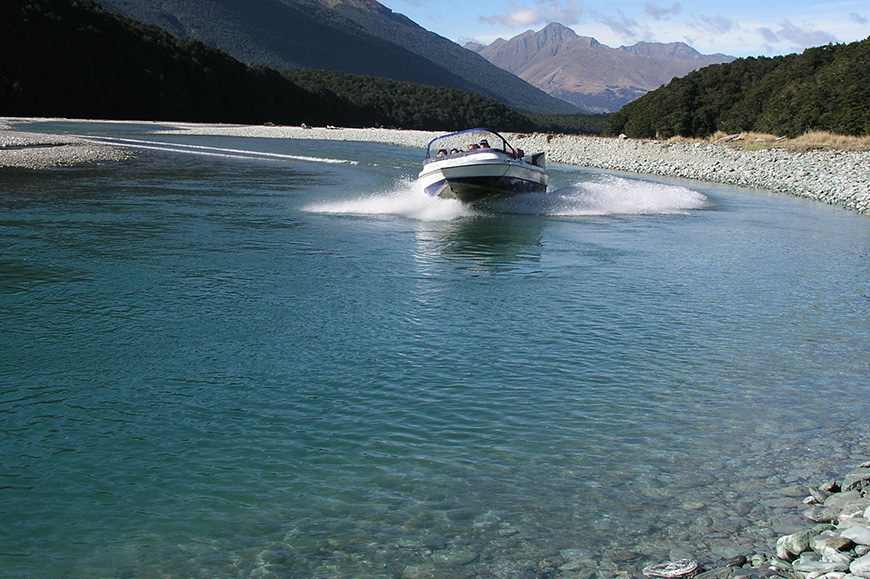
[92,0,579,115]
[469,23,734,113]
[0,0,540,131]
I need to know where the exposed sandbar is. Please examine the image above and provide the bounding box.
[0,126,134,170]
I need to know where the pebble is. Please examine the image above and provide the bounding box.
[643,558,700,578]
[764,463,870,579]
[853,553,870,577]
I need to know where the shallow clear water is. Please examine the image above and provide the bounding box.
[2,122,869,578]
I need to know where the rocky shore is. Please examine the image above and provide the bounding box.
[2,119,869,215]
[636,462,870,579]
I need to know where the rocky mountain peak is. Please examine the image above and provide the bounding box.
[472,23,734,112]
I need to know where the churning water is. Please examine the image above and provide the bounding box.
[1,122,869,579]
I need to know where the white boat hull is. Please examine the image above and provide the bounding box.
[416,129,548,203]
[418,151,547,202]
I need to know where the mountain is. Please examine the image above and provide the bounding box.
[468,23,734,113]
[91,0,579,115]
[604,37,870,138]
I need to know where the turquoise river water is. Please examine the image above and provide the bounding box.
[1,121,869,579]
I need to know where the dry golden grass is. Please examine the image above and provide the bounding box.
[669,131,870,152]
[791,131,870,151]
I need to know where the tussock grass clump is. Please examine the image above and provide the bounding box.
[791,131,870,152]
[674,131,870,152]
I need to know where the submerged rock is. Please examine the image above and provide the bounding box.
[642,558,699,579]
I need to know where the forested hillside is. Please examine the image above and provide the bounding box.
[605,38,870,138]
[282,70,535,132]
[0,0,542,131]
[93,0,579,115]
[0,0,355,125]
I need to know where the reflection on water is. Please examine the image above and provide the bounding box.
[415,215,544,273]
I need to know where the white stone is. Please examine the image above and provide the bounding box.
[793,552,849,574]
[821,547,855,566]
[851,553,870,578]
[642,559,699,579]
[842,526,870,546]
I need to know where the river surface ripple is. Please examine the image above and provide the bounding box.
[2,123,869,578]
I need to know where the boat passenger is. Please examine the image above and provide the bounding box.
[479,139,490,148]
[449,148,460,155]
[435,149,448,158]
[466,143,480,151]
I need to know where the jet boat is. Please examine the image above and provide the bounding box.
[417,128,548,202]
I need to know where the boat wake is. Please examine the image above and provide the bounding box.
[306,174,707,220]
[80,136,357,165]
[304,178,475,221]
[496,175,709,216]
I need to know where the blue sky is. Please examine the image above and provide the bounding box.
[380,0,870,57]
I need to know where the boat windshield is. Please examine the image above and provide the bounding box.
[424,128,516,160]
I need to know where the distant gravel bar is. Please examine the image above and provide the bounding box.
[156,123,870,215]
[0,129,133,170]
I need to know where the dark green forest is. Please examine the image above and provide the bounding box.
[0,0,585,132]
[605,38,870,138]
[0,0,352,125]
[527,113,610,136]
[281,69,534,132]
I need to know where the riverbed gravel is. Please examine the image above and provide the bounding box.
[153,123,870,215]
[0,128,133,169]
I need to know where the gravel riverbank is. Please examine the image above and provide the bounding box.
[3,119,869,215]
[153,123,870,215]
[0,128,133,169]
[637,462,870,579]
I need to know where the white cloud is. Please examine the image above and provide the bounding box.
[480,6,543,27]
[479,0,584,28]
[590,8,646,41]
[695,14,736,36]
[759,27,779,44]
[767,19,837,47]
[468,0,867,57]
[645,2,682,20]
